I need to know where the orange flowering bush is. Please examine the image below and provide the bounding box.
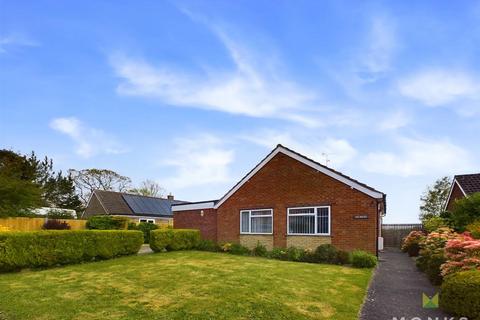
[441,232,480,277]
[401,230,426,256]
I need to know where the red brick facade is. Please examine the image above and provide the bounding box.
[174,149,383,254]
[174,208,217,241]
[446,182,465,211]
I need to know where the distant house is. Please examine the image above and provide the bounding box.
[83,190,186,224]
[445,173,480,211]
[173,144,386,255]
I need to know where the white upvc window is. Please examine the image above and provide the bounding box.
[139,218,156,224]
[240,209,273,234]
[287,206,330,235]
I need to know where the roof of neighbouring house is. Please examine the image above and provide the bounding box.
[454,173,480,195]
[92,190,187,217]
[173,144,385,212]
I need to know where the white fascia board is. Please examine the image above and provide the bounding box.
[443,178,468,211]
[214,146,383,209]
[172,202,215,212]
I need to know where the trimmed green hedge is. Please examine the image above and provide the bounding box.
[0,230,143,272]
[86,215,129,230]
[150,229,200,252]
[351,250,377,268]
[440,270,480,319]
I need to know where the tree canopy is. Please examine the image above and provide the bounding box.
[419,176,451,221]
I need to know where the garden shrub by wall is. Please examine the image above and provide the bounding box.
[0,230,143,272]
[86,215,129,230]
[440,270,480,319]
[150,229,200,252]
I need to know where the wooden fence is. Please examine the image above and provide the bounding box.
[0,217,87,231]
[382,224,423,248]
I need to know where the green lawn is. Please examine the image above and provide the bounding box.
[0,251,372,320]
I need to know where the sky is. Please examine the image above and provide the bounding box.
[1,1,480,223]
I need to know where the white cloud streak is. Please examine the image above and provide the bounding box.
[50,117,126,158]
[361,136,473,176]
[162,134,234,189]
[0,33,39,53]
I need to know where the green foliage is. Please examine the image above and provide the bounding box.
[269,247,287,260]
[285,246,305,262]
[136,222,159,244]
[440,270,480,319]
[450,192,480,232]
[42,219,71,230]
[195,239,221,252]
[86,215,129,230]
[423,216,449,233]
[251,241,268,257]
[419,176,451,221]
[46,209,76,219]
[351,250,377,268]
[424,253,446,285]
[335,250,352,265]
[229,243,251,256]
[467,220,480,239]
[149,229,200,252]
[0,230,143,272]
[0,174,42,217]
[314,244,338,263]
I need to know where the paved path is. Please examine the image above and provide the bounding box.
[360,248,450,320]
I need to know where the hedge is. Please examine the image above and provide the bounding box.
[0,230,143,272]
[440,270,480,319]
[351,250,377,268]
[86,215,129,230]
[150,229,200,252]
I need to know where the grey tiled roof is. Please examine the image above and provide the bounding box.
[455,173,480,195]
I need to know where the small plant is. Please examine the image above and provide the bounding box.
[221,242,232,252]
[196,239,221,252]
[286,246,304,261]
[335,250,351,265]
[351,250,377,268]
[314,244,338,263]
[269,247,287,260]
[229,243,251,256]
[252,241,268,257]
[42,219,71,230]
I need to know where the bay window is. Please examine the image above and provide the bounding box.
[240,209,273,234]
[287,206,330,235]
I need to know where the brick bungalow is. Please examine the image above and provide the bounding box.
[173,145,386,255]
[444,173,480,211]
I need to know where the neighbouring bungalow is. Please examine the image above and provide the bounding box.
[83,190,186,225]
[173,144,386,255]
[444,173,480,211]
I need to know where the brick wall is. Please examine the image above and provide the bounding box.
[216,152,380,254]
[239,235,274,250]
[173,208,217,241]
[446,182,465,211]
[286,236,331,249]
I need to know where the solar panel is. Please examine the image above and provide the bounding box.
[122,194,174,216]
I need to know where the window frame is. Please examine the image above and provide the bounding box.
[287,206,331,236]
[139,218,156,224]
[239,209,273,235]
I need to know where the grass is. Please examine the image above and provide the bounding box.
[0,251,373,320]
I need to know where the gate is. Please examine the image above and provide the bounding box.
[382,224,423,248]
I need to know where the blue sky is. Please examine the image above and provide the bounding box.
[1,1,480,223]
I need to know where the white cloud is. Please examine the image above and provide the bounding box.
[242,130,357,168]
[162,134,234,188]
[361,16,396,75]
[50,117,126,158]
[379,110,410,131]
[0,33,39,53]
[361,136,473,176]
[398,69,479,106]
[110,30,321,127]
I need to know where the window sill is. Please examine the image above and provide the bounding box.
[287,234,331,237]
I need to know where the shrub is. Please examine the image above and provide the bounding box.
[335,250,351,265]
[0,230,143,272]
[401,230,425,257]
[269,247,287,260]
[300,248,317,263]
[196,239,221,252]
[441,234,480,277]
[416,227,456,275]
[285,246,305,262]
[149,229,200,252]
[252,242,268,257]
[86,215,129,230]
[46,209,75,220]
[351,250,377,268]
[314,244,338,263]
[220,242,232,252]
[440,270,480,319]
[450,192,480,231]
[229,243,251,256]
[423,216,449,233]
[425,253,446,285]
[467,220,480,239]
[136,222,159,244]
[42,219,71,230]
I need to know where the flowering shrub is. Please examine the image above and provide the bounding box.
[441,233,480,277]
[401,230,426,256]
[416,227,457,284]
[466,220,480,239]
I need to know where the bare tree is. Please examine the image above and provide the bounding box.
[129,179,165,197]
[69,169,132,204]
